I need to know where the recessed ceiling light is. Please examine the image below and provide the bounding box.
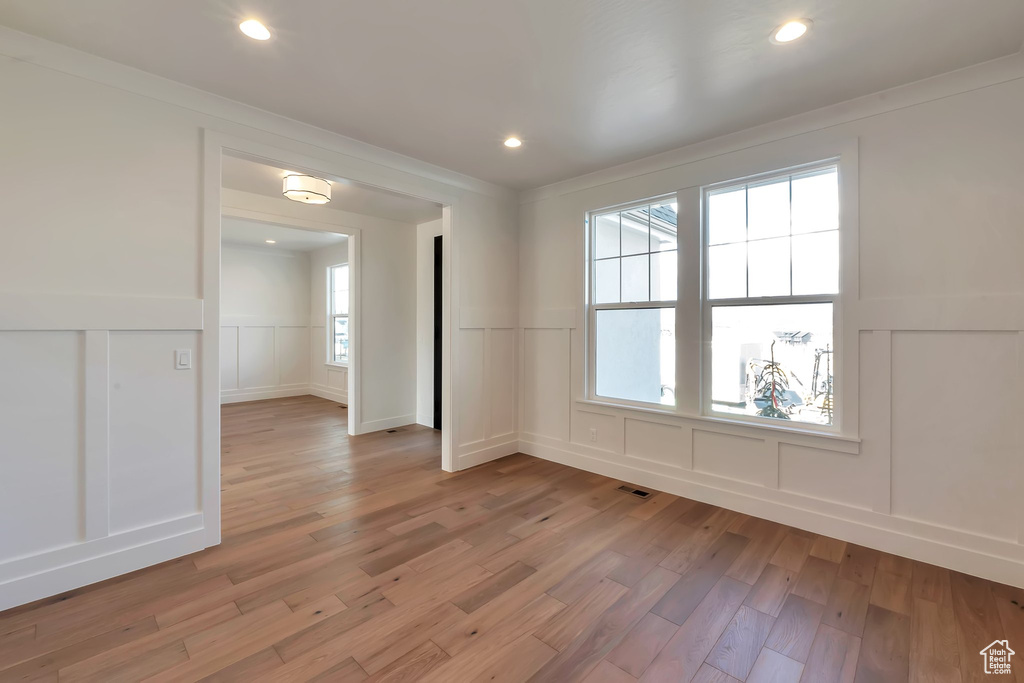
[239,19,272,41]
[771,19,811,44]
[504,137,523,149]
[265,239,276,244]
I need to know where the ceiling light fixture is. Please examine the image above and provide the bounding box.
[771,19,811,44]
[503,137,523,149]
[239,19,272,41]
[283,174,331,204]
[265,240,276,244]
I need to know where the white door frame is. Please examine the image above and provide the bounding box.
[202,130,458,548]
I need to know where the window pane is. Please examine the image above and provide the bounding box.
[333,316,349,363]
[332,265,349,315]
[650,202,678,251]
[621,254,649,302]
[651,250,676,302]
[792,231,838,295]
[708,243,746,299]
[620,210,649,256]
[747,179,790,240]
[711,303,834,425]
[595,213,620,259]
[748,236,791,298]
[792,169,838,235]
[594,258,620,304]
[708,188,745,245]
[596,308,675,406]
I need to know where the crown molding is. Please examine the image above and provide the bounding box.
[0,25,515,202]
[521,50,1024,204]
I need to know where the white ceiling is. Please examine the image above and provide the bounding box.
[222,217,347,252]
[222,155,442,224]
[2,1,1022,189]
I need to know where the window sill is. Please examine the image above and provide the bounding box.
[325,362,348,369]
[575,398,860,448]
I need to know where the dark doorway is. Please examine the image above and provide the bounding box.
[432,235,442,429]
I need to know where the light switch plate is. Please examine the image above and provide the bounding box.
[175,349,191,370]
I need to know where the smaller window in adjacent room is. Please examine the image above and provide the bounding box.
[705,164,839,426]
[329,264,350,364]
[589,199,677,407]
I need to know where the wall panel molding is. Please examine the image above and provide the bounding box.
[0,514,204,611]
[0,293,203,331]
[854,295,1024,331]
[82,331,110,541]
[460,307,517,329]
[520,308,576,329]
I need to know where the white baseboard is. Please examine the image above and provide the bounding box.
[221,384,311,404]
[357,414,417,435]
[519,437,1024,590]
[417,413,435,428]
[309,385,348,405]
[457,434,519,470]
[0,514,206,611]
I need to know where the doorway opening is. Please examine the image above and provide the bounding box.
[219,218,352,410]
[202,135,456,546]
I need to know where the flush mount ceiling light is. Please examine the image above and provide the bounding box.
[239,19,271,41]
[503,137,523,149]
[283,174,331,204]
[771,19,812,44]
[265,239,276,244]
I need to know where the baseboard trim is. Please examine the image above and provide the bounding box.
[357,414,417,435]
[0,514,206,611]
[309,385,348,405]
[519,438,1024,589]
[458,435,519,470]
[221,385,311,404]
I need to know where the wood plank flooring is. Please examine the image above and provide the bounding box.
[1,395,1021,682]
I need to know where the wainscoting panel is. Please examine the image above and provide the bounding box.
[0,294,207,611]
[237,326,276,390]
[455,313,517,469]
[890,330,1019,541]
[108,331,200,534]
[0,331,84,560]
[221,321,329,404]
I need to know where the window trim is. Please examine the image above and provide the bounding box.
[579,141,859,443]
[328,263,349,367]
[700,159,842,434]
[585,193,680,410]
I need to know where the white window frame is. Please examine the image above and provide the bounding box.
[328,263,349,367]
[700,158,843,434]
[579,140,859,443]
[585,194,680,411]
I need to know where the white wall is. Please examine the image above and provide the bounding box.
[517,54,1024,588]
[309,240,350,405]
[0,27,518,611]
[417,219,443,426]
[221,245,312,403]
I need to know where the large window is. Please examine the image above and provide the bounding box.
[589,199,677,406]
[704,165,839,426]
[584,160,844,432]
[329,264,349,364]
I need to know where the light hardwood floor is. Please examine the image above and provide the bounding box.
[1,395,1021,682]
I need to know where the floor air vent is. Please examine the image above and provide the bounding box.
[617,485,652,499]
[386,429,398,433]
